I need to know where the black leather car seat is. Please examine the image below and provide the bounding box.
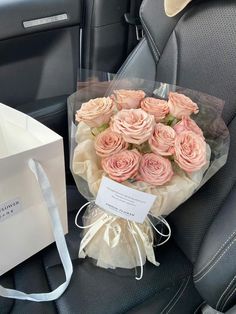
[116,0,236,312]
[1,0,236,313]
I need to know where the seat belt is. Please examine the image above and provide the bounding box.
[124,0,143,54]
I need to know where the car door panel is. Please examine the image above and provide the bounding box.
[0,0,82,186]
[0,0,81,40]
[0,27,79,106]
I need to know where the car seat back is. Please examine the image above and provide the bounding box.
[116,0,236,311]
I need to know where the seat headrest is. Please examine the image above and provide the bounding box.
[164,0,192,16]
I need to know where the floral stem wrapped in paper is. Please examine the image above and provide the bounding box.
[68,77,229,280]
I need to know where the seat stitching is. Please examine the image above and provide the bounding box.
[193,301,206,314]
[160,276,190,314]
[194,230,236,278]
[222,285,236,311]
[216,275,236,309]
[166,276,190,314]
[193,153,236,280]
[194,238,236,283]
[124,274,192,313]
[160,279,185,314]
[140,0,160,60]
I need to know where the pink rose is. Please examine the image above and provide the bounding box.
[111,109,155,145]
[149,123,176,156]
[174,131,206,172]
[173,116,204,138]
[168,92,199,119]
[140,97,169,122]
[94,129,128,158]
[101,149,141,182]
[138,153,173,186]
[75,97,114,127]
[111,89,145,110]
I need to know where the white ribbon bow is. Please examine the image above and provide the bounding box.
[75,201,171,280]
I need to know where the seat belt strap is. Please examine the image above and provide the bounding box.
[124,0,143,53]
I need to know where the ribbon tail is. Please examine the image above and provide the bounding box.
[128,221,144,280]
[133,222,160,267]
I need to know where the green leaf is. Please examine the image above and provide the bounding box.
[91,123,109,136]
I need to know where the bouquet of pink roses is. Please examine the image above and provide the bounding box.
[68,79,229,279]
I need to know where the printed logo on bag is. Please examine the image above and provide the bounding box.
[95,177,156,223]
[0,197,22,223]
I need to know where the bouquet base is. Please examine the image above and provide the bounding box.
[75,202,172,279]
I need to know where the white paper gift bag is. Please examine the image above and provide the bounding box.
[0,103,73,301]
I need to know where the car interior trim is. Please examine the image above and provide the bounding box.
[23,14,68,29]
